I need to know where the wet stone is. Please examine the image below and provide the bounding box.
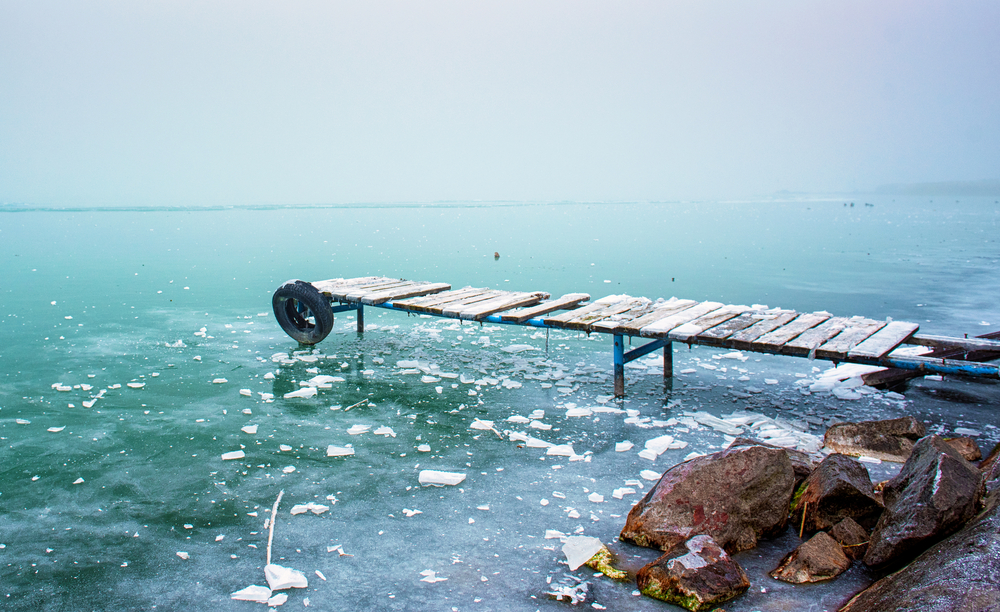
[791,453,883,532]
[637,534,750,612]
[943,436,982,462]
[770,531,851,584]
[829,517,869,561]
[823,416,926,463]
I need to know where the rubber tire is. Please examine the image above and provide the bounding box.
[272,280,334,345]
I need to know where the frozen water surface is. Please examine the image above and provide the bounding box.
[1,199,999,610]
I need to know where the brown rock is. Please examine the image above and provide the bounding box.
[620,444,795,554]
[791,453,883,532]
[979,440,1000,474]
[728,436,816,490]
[943,436,981,462]
[864,435,982,570]
[823,416,926,462]
[840,479,1000,612]
[829,517,869,561]
[637,535,750,611]
[770,531,851,584]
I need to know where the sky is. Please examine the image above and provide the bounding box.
[1,0,998,206]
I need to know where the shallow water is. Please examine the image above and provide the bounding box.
[1,198,998,611]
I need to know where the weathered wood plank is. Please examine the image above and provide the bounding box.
[439,291,509,317]
[590,300,661,333]
[848,321,919,359]
[344,279,422,302]
[697,309,791,344]
[905,334,1000,353]
[557,298,648,332]
[543,297,631,327]
[617,299,699,336]
[668,305,750,341]
[720,312,800,349]
[393,286,485,310]
[639,301,724,338]
[457,292,549,320]
[782,316,852,356]
[313,276,394,298]
[751,313,830,352]
[500,293,590,323]
[814,318,886,360]
[360,282,451,305]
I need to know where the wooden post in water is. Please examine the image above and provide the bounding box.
[663,340,673,379]
[357,305,364,333]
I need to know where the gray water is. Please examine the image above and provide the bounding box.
[2,198,998,611]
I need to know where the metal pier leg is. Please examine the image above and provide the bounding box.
[614,334,625,398]
[663,340,673,379]
[357,305,364,334]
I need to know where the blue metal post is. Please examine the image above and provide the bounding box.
[614,334,625,397]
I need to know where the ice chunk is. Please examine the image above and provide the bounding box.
[290,502,330,515]
[127,382,145,389]
[283,387,317,399]
[282,466,296,474]
[347,424,370,435]
[264,564,309,590]
[279,444,293,451]
[306,375,342,386]
[955,427,981,437]
[501,344,539,353]
[239,389,252,397]
[530,420,552,431]
[419,569,448,583]
[176,551,190,559]
[241,425,258,435]
[547,444,576,457]
[639,470,661,481]
[565,407,593,417]
[231,585,271,603]
[545,529,568,540]
[507,415,530,424]
[73,477,85,484]
[644,435,675,455]
[612,487,636,499]
[402,508,423,517]
[417,444,431,452]
[221,450,245,461]
[326,445,355,457]
[615,441,634,452]
[212,378,228,384]
[421,375,440,384]
[47,426,65,433]
[373,426,397,437]
[562,536,604,571]
[470,419,495,431]
[525,437,553,449]
[267,593,288,607]
[588,493,604,503]
[418,470,466,486]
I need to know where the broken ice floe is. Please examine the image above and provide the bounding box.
[640,470,662,481]
[402,508,423,517]
[326,445,355,457]
[283,387,317,399]
[231,585,271,603]
[289,502,329,515]
[612,487,636,499]
[418,470,466,486]
[222,450,246,461]
[562,536,604,571]
[265,563,309,590]
[373,426,396,437]
[419,569,448,583]
[47,426,65,433]
[615,441,634,452]
[347,424,370,435]
[241,425,258,435]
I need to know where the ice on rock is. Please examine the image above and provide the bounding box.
[231,585,271,603]
[326,445,355,457]
[283,387,317,399]
[373,426,396,437]
[562,536,605,571]
[419,470,466,486]
[264,564,309,590]
[241,425,258,435]
[221,450,246,460]
[615,441,634,452]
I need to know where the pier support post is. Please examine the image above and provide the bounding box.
[357,305,364,334]
[614,334,625,398]
[663,340,673,379]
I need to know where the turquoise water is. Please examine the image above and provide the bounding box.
[1,198,998,611]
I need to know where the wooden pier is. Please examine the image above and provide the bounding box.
[272,276,1000,397]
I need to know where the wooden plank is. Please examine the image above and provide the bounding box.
[439,290,509,317]
[783,316,852,356]
[344,279,421,302]
[312,276,392,297]
[668,305,750,341]
[544,298,631,327]
[848,321,919,359]
[906,334,1000,353]
[500,293,590,323]
[697,309,792,343]
[360,282,451,305]
[556,298,648,332]
[639,301,724,338]
[723,312,800,349]
[393,286,486,310]
[751,313,831,352]
[590,301,662,333]
[616,299,698,336]
[457,291,549,320]
[814,317,886,360]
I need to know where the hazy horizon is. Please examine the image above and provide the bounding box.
[2,1,998,206]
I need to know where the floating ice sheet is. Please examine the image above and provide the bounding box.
[231,585,271,603]
[222,450,245,461]
[418,470,466,486]
[326,446,354,457]
[562,536,604,571]
[265,564,308,590]
[283,387,317,399]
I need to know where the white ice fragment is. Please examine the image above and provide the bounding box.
[419,569,448,583]
[562,536,604,571]
[857,456,882,464]
[683,451,706,461]
[525,437,554,449]
[267,593,288,607]
[347,424,370,435]
[530,420,552,431]
[176,551,190,559]
[588,493,604,503]
[306,375,343,386]
[231,585,271,603]
[283,387,317,399]
[612,487,636,499]
[832,387,862,400]
[502,379,523,389]
[644,435,675,455]
[638,449,659,461]
[73,478,85,484]
[417,444,432,452]
[47,426,65,433]
[470,419,495,431]
[954,427,981,437]
[241,424,258,435]
[639,470,662,481]
[264,372,276,380]
[239,389,252,397]
[15,419,30,425]
[419,470,466,486]
[402,508,423,517]
[547,444,576,457]
[264,564,309,590]
[281,466,296,474]
[315,570,327,581]
[373,426,397,437]
[127,382,145,389]
[615,441,634,452]
[421,375,441,384]
[507,415,530,424]
[212,378,228,384]
[764,378,778,385]
[565,407,593,418]
[279,444,293,451]
[326,445,355,457]
[221,450,246,460]
[545,529,568,540]
[500,344,539,353]
[290,502,329,515]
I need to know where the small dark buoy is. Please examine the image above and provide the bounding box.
[494,252,500,260]
[671,277,675,282]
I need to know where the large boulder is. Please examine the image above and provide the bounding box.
[864,435,981,570]
[637,534,750,611]
[791,453,883,532]
[829,517,869,561]
[943,436,981,462]
[840,478,1000,611]
[770,531,851,584]
[823,416,926,462]
[620,444,795,553]
[729,436,816,490]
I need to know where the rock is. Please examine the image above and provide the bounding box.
[584,546,628,581]
[823,416,926,462]
[790,453,883,532]
[620,445,794,553]
[829,517,869,561]
[637,534,750,611]
[729,436,816,490]
[979,440,1000,474]
[840,480,1000,611]
[770,531,851,584]
[864,435,982,570]
[943,436,981,462]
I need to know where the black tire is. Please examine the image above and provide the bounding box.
[272,280,334,344]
